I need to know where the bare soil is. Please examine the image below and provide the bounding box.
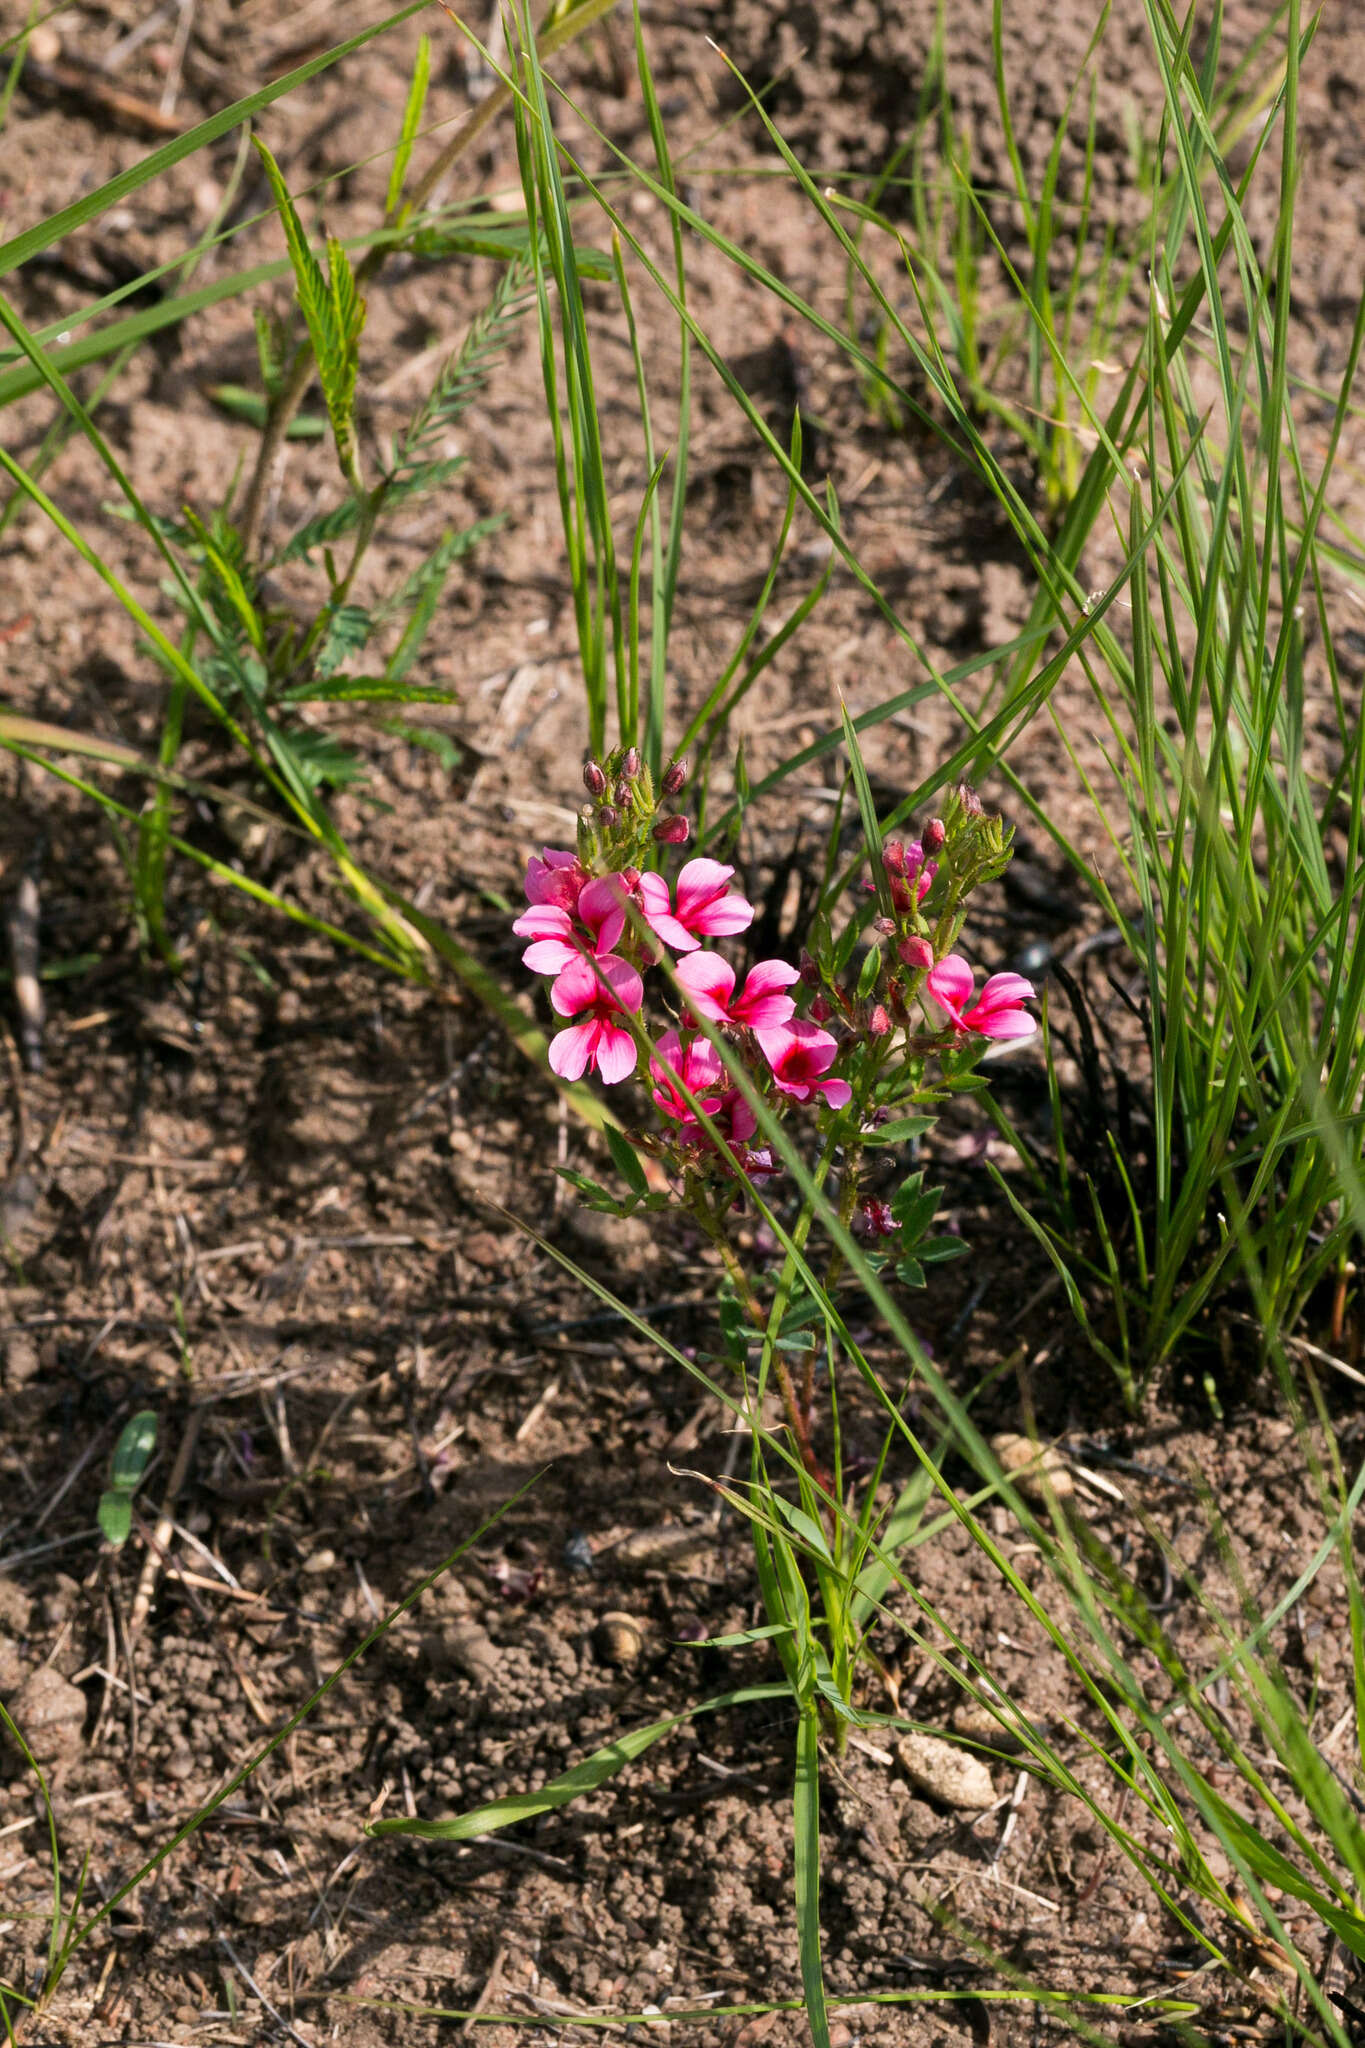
[3,2,1365,2044]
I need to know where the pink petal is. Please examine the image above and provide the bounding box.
[744,960,801,997]
[522,936,578,975]
[579,874,630,954]
[925,955,974,1010]
[972,1008,1037,1041]
[598,955,644,1013]
[674,858,735,912]
[977,973,1037,1009]
[595,1022,639,1085]
[816,1076,853,1109]
[753,1021,800,1072]
[723,1092,757,1143]
[675,952,737,1021]
[638,872,699,954]
[526,849,585,909]
[548,1021,596,1080]
[550,954,602,1016]
[733,959,800,1029]
[512,905,573,940]
[692,894,754,937]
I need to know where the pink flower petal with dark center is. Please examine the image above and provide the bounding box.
[638,871,699,953]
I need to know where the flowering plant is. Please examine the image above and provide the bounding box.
[515,741,1037,1716]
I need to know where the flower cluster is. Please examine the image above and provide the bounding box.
[512,752,1039,1195]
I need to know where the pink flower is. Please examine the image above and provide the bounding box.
[674,953,799,1030]
[548,954,644,1084]
[638,858,753,953]
[524,847,588,913]
[649,1031,724,1124]
[514,873,630,979]
[753,1019,852,1109]
[924,955,1037,1040]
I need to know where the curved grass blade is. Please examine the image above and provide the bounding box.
[368,1684,788,1841]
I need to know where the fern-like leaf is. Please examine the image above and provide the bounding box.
[254,139,367,491]
[315,603,373,679]
[393,256,534,473]
[271,461,467,567]
[386,35,430,223]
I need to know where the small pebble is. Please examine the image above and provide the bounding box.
[4,1668,86,1763]
[594,1611,645,1667]
[895,1729,995,1809]
[991,1432,1075,1504]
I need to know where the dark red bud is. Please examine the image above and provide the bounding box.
[923,817,946,853]
[622,747,642,780]
[652,814,689,845]
[868,1004,891,1037]
[621,867,641,891]
[860,1198,898,1238]
[598,804,619,829]
[661,758,687,796]
[881,840,907,877]
[897,934,934,971]
[613,778,630,807]
[872,916,896,938]
[810,994,833,1023]
[583,759,607,797]
[889,877,913,915]
[798,950,821,987]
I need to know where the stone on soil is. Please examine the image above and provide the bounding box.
[895,1729,996,1809]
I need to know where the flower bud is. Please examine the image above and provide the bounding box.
[881,840,907,877]
[859,1198,898,1238]
[583,759,607,797]
[622,746,642,780]
[954,780,983,819]
[613,778,630,807]
[798,950,821,988]
[923,816,946,853]
[661,758,687,796]
[897,934,934,971]
[868,1004,891,1037]
[872,916,896,938]
[621,867,641,892]
[810,994,833,1023]
[652,814,689,845]
[889,877,913,915]
[598,804,619,829]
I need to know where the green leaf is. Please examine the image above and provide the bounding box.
[315,603,372,679]
[271,463,468,567]
[862,1114,935,1147]
[604,1124,649,1199]
[109,1409,158,1492]
[253,308,293,401]
[554,1166,620,1208]
[207,383,325,439]
[679,1622,795,1650]
[718,1283,750,1366]
[253,140,367,488]
[367,1683,789,1840]
[839,698,891,918]
[97,1492,132,1549]
[855,944,882,1000]
[374,720,463,773]
[283,730,366,790]
[386,33,430,222]
[393,255,535,472]
[383,517,504,682]
[278,677,458,707]
[793,1704,832,2048]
